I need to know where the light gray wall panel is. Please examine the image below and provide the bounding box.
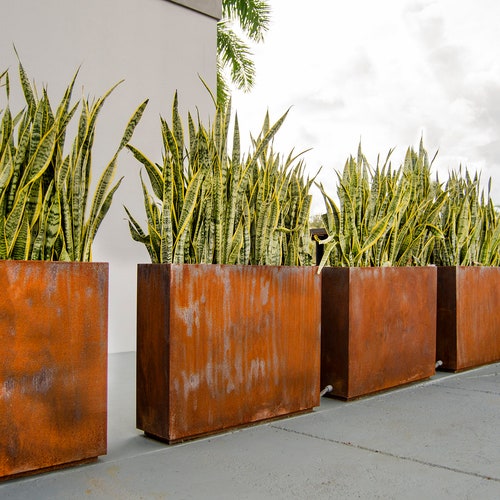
[0,0,218,353]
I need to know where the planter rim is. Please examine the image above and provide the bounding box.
[437,265,500,269]
[321,265,437,269]
[0,260,109,265]
[137,263,318,270]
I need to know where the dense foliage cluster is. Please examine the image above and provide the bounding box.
[317,141,500,268]
[126,92,315,266]
[0,62,145,261]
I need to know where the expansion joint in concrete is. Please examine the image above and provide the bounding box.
[271,425,500,484]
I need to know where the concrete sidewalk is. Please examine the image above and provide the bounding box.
[1,352,499,499]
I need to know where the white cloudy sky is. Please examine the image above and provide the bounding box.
[230,0,500,215]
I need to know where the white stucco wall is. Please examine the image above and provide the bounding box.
[1,0,219,353]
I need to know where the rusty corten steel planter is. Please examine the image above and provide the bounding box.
[136,264,321,443]
[0,261,108,481]
[321,266,437,400]
[437,266,500,372]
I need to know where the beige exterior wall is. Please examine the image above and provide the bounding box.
[0,0,220,352]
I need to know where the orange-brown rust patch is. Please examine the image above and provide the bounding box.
[0,261,108,480]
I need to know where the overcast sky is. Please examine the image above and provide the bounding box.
[230,0,500,215]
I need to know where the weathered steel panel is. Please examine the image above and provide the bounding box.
[136,264,171,439]
[322,267,437,400]
[0,261,108,480]
[321,267,350,397]
[436,266,458,370]
[437,266,500,371]
[137,264,321,443]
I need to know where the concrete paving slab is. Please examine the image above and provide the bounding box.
[2,424,500,500]
[1,354,500,499]
[277,368,500,482]
[435,364,500,395]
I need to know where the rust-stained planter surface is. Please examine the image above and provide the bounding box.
[0,261,108,481]
[137,264,321,443]
[437,266,500,372]
[321,266,437,400]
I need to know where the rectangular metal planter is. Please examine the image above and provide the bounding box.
[136,264,321,443]
[0,261,108,481]
[321,266,437,400]
[437,266,500,372]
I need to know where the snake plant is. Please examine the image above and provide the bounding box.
[125,91,315,265]
[317,140,445,268]
[432,168,500,266]
[0,61,146,261]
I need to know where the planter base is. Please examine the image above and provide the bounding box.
[0,457,97,483]
[325,377,433,402]
[144,408,313,445]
